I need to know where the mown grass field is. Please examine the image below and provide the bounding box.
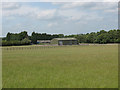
[2,45,118,88]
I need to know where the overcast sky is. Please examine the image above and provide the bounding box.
[2,2,118,37]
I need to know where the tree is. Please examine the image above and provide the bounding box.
[76,34,86,43]
[58,34,64,38]
[85,32,97,43]
[6,32,11,41]
[96,33,109,44]
[19,31,28,41]
[21,38,31,45]
[31,32,37,44]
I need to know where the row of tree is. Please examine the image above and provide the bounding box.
[2,31,65,45]
[74,29,120,44]
[2,38,31,46]
[2,29,120,46]
[6,31,29,41]
[2,31,31,46]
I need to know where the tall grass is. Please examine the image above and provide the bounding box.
[2,45,118,88]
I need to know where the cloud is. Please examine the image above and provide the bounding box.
[2,2,117,20]
[2,2,56,20]
[2,2,21,10]
[104,8,118,13]
[2,2,118,37]
[48,22,58,27]
[57,8,104,22]
[91,2,117,10]
[36,9,56,19]
[2,0,119,2]
[52,2,118,13]
[61,2,94,9]
[57,9,85,21]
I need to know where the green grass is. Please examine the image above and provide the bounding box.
[2,45,118,88]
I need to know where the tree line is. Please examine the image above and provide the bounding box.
[2,29,120,46]
[75,29,120,44]
[2,31,64,46]
[2,31,31,46]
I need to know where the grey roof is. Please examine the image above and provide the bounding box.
[53,38,77,40]
[37,40,51,42]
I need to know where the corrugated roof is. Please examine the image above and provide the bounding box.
[53,38,77,40]
[37,40,51,42]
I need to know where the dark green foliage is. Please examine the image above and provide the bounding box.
[2,29,120,46]
[2,39,31,46]
[2,37,6,40]
[6,31,29,41]
[58,34,64,38]
[19,31,28,40]
[31,32,37,44]
[6,32,11,41]
[3,31,31,46]
[67,29,120,44]
[21,38,31,45]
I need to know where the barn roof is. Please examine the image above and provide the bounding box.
[53,38,77,40]
[37,40,51,43]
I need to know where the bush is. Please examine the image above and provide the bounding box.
[2,39,31,46]
[21,38,31,45]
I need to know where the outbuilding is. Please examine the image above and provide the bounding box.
[37,40,51,44]
[51,38,78,45]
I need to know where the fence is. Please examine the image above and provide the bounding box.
[1,45,67,51]
[2,44,118,51]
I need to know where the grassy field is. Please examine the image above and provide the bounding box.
[2,45,118,88]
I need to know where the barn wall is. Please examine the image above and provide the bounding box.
[51,38,78,45]
[58,40,78,45]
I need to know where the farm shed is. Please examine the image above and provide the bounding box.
[51,38,78,45]
[37,40,51,44]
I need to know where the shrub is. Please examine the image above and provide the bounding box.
[2,39,31,46]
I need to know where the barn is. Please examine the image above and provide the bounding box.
[51,38,78,45]
[37,40,51,44]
